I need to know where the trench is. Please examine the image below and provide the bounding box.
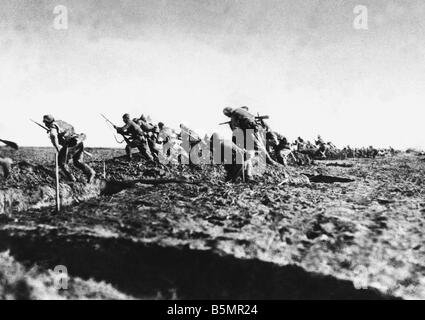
[304,174,355,184]
[0,181,104,215]
[0,229,395,300]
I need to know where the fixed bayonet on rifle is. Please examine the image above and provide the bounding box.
[30,119,49,131]
[219,121,231,126]
[100,114,117,128]
[100,114,130,144]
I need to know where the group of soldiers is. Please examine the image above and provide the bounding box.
[0,107,391,183]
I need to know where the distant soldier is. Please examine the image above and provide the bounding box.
[178,124,202,149]
[115,113,154,162]
[156,122,182,160]
[314,135,327,159]
[266,131,292,166]
[43,115,95,183]
[157,122,177,144]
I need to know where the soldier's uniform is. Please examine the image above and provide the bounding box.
[266,131,292,165]
[0,157,12,179]
[43,116,95,183]
[223,107,278,173]
[210,133,251,182]
[135,117,160,160]
[117,116,154,162]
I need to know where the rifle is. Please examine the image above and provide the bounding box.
[0,139,19,150]
[100,114,130,145]
[219,115,269,126]
[30,119,93,157]
[31,119,49,131]
[255,115,269,121]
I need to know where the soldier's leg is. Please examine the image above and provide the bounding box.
[58,146,76,182]
[244,150,255,181]
[125,143,133,160]
[136,138,154,162]
[72,143,95,183]
[147,138,160,160]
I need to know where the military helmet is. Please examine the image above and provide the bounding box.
[140,114,147,122]
[158,122,164,129]
[223,107,233,117]
[122,113,130,120]
[43,114,55,124]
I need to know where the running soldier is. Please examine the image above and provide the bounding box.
[115,113,154,162]
[43,115,95,183]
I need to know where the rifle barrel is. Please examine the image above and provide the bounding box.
[30,119,49,131]
[100,114,116,127]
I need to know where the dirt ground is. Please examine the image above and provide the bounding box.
[0,146,424,299]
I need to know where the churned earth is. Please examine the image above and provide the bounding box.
[0,146,424,299]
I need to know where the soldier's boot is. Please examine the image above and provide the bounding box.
[125,145,133,161]
[138,144,154,162]
[60,164,76,182]
[74,160,96,183]
[148,139,160,161]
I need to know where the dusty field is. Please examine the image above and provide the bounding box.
[0,146,424,299]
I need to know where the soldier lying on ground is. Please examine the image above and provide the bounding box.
[43,115,95,183]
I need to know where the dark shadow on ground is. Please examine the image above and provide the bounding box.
[0,229,394,300]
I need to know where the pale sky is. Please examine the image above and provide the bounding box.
[0,0,424,149]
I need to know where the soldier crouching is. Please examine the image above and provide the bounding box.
[43,115,96,183]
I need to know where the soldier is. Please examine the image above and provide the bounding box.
[136,115,161,160]
[157,122,178,145]
[43,115,95,183]
[209,133,253,182]
[222,107,278,166]
[178,124,202,149]
[266,131,292,166]
[156,122,183,161]
[115,113,154,162]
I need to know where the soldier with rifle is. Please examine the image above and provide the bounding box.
[110,113,155,162]
[41,115,96,183]
[222,107,280,169]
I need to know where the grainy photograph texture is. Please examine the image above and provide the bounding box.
[0,0,424,301]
